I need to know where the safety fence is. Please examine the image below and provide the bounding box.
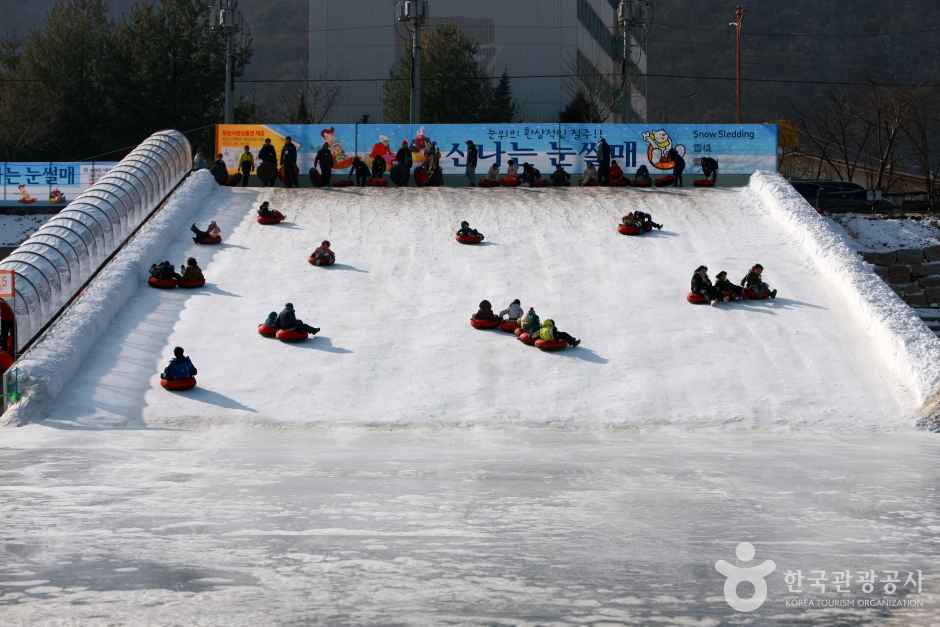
[0,130,192,354]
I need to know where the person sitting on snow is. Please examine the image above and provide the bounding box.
[550,165,571,187]
[635,210,662,230]
[741,264,777,299]
[506,159,519,178]
[691,265,718,304]
[538,319,580,347]
[276,303,320,336]
[580,162,598,186]
[180,257,204,283]
[161,346,197,381]
[714,270,744,302]
[350,157,370,187]
[609,160,625,184]
[263,311,278,329]
[622,211,643,229]
[191,221,221,243]
[485,163,500,182]
[457,221,483,239]
[519,307,541,336]
[472,299,499,321]
[499,298,524,322]
[311,240,335,265]
[634,165,652,186]
[521,162,542,185]
[150,260,181,281]
[257,201,275,218]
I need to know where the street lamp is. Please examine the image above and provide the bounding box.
[617,0,650,123]
[396,1,429,124]
[729,6,745,123]
[210,0,241,124]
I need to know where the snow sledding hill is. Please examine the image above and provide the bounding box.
[27,178,934,430]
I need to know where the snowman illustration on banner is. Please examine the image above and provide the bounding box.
[641,128,687,171]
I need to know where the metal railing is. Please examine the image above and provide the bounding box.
[0,131,191,353]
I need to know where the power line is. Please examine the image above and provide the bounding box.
[649,21,940,38]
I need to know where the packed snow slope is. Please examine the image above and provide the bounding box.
[35,180,927,430]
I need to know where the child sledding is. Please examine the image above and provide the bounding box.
[688,264,778,305]
[258,303,321,343]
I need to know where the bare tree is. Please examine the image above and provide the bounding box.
[281,81,340,124]
[900,86,939,204]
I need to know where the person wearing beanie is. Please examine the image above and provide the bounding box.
[499,299,524,322]
[519,307,541,335]
[741,264,777,299]
[714,270,744,302]
[275,303,320,335]
[161,346,197,381]
[537,318,580,347]
[472,299,499,321]
[691,266,718,304]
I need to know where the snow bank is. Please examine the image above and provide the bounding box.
[830,214,940,252]
[750,172,940,414]
[3,171,216,425]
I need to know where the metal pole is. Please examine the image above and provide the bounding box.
[413,16,422,124]
[621,2,630,123]
[224,32,233,123]
[734,5,745,123]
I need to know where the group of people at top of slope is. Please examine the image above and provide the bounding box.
[691,264,778,306]
[473,299,581,347]
[198,136,717,190]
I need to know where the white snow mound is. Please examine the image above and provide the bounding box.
[6,172,939,430]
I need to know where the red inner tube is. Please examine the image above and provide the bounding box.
[257,212,284,225]
[197,234,222,245]
[276,328,309,343]
[632,179,652,188]
[368,178,388,187]
[501,175,520,187]
[655,176,676,187]
[456,233,484,245]
[743,288,770,300]
[0,351,14,373]
[694,179,716,187]
[148,276,177,289]
[161,377,196,391]
[258,324,277,337]
[687,292,710,305]
[309,255,336,266]
[499,320,519,333]
[535,338,568,352]
[470,317,500,330]
[618,223,642,236]
[530,179,548,187]
[517,332,536,345]
[478,179,499,188]
[177,278,205,289]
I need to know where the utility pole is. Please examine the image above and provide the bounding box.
[729,5,745,123]
[617,0,650,123]
[210,1,240,124]
[396,1,429,124]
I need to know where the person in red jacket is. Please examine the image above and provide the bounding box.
[0,297,13,352]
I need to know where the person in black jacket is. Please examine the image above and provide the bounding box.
[392,141,412,186]
[281,137,299,188]
[371,153,386,180]
[150,260,181,281]
[669,148,685,187]
[349,157,370,187]
[691,265,718,304]
[741,264,777,299]
[465,140,478,186]
[314,142,333,187]
[472,300,499,321]
[210,154,228,185]
[275,303,320,335]
[596,137,611,185]
[161,347,197,381]
[457,221,483,239]
[701,157,719,183]
[258,138,278,187]
[550,165,571,187]
[714,270,744,302]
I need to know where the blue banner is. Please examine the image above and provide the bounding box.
[217,123,777,176]
[1,162,118,204]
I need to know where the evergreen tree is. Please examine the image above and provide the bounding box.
[384,25,491,122]
[559,89,607,123]
[481,69,519,122]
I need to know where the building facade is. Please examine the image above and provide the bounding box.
[293,0,646,122]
